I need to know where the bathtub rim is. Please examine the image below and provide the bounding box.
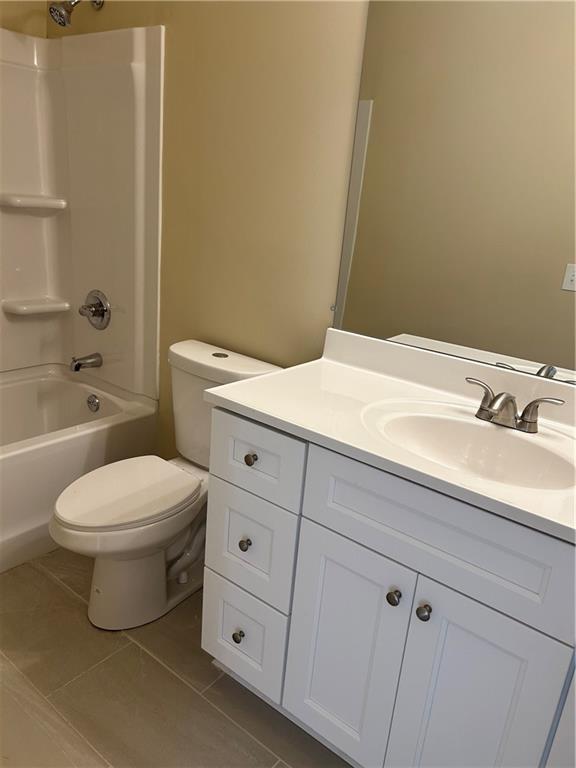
[0,363,157,458]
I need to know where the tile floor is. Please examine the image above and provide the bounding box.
[0,549,346,768]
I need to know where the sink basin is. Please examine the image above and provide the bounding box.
[362,402,575,491]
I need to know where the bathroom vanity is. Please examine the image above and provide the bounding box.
[201,330,575,768]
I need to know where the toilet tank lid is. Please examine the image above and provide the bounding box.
[168,340,281,384]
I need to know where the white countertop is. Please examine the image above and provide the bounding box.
[205,330,576,543]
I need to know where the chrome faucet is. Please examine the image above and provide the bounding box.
[70,353,103,372]
[465,378,564,434]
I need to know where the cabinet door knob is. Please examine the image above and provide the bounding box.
[244,452,258,467]
[238,538,252,552]
[386,589,402,607]
[416,604,432,622]
[232,630,245,644]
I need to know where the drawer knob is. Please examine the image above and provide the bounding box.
[232,630,245,644]
[416,604,432,622]
[238,538,252,552]
[386,589,402,607]
[244,452,258,467]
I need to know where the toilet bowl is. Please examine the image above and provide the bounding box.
[50,340,280,630]
[50,455,208,629]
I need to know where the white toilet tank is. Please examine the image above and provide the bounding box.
[168,340,280,468]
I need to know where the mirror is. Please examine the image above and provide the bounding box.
[336,1,575,382]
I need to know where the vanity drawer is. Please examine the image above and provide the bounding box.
[210,409,306,513]
[201,568,288,704]
[205,477,299,613]
[303,445,575,645]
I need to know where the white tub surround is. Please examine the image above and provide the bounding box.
[0,26,164,398]
[0,366,156,573]
[61,25,164,398]
[201,329,575,768]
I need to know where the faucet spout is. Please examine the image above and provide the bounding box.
[486,392,518,429]
[70,353,103,372]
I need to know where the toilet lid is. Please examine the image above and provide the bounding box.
[55,456,202,531]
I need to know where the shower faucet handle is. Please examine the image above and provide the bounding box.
[79,303,103,317]
[78,289,111,330]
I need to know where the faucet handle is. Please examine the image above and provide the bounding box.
[465,378,495,407]
[536,364,558,379]
[519,397,565,433]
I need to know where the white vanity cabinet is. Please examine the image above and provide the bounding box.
[284,524,571,768]
[384,577,571,768]
[283,519,417,767]
[202,408,575,768]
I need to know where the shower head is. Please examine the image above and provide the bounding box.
[48,0,103,28]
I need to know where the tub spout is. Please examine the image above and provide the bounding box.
[70,353,103,372]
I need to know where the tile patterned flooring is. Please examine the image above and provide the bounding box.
[0,549,346,768]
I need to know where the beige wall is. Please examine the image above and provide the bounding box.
[0,1,46,35]
[47,1,367,456]
[344,1,575,370]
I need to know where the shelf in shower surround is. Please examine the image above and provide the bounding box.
[2,297,71,316]
[0,194,67,211]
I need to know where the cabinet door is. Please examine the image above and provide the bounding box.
[385,577,573,768]
[283,519,417,768]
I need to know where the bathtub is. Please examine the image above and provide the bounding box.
[0,365,157,573]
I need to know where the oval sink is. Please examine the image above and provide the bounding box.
[362,403,575,491]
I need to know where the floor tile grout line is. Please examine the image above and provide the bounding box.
[0,649,113,768]
[47,640,133,698]
[24,560,294,767]
[31,560,90,605]
[199,669,225,694]
[31,559,130,647]
[126,635,283,767]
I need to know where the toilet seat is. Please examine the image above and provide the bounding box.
[54,456,202,532]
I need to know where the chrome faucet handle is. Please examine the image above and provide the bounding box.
[518,397,565,433]
[79,303,101,317]
[465,378,495,420]
[78,290,111,330]
[465,378,495,406]
[536,364,558,379]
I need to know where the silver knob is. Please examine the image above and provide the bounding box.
[416,604,432,622]
[386,590,402,607]
[238,538,252,552]
[78,290,111,330]
[244,453,258,467]
[232,630,245,644]
[79,304,100,317]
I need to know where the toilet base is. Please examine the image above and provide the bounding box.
[88,553,203,630]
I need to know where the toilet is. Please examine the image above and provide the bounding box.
[49,340,279,630]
